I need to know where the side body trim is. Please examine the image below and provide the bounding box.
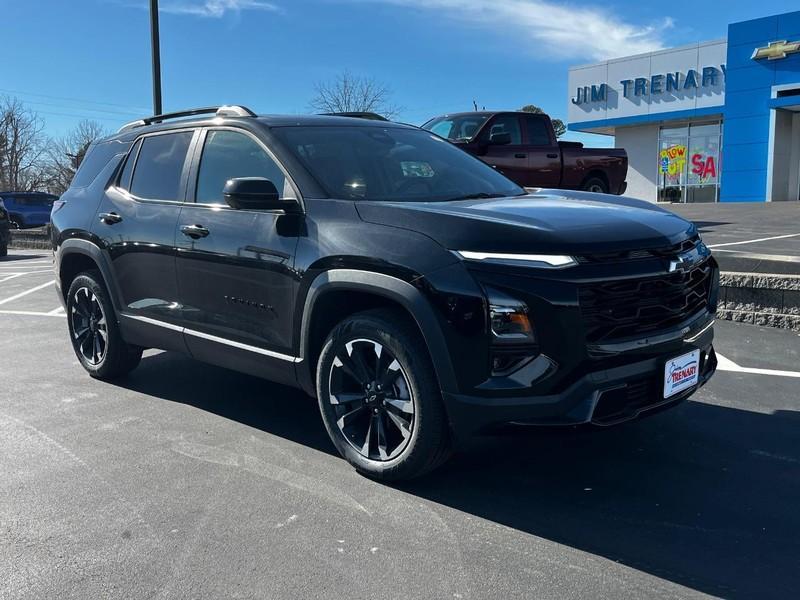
[123,313,302,363]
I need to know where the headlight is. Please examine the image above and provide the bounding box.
[486,288,535,343]
[454,250,577,268]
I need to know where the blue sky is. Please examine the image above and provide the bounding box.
[3,1,799,146]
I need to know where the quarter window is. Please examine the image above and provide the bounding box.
[195,130,287,204]
[129,132,193,201]
[525,116,551,146]
[118,139,141,192]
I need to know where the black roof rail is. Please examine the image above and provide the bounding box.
[117,105,256,133]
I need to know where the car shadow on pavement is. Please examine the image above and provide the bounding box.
[118,351,799,599]
[401,401,800,599]
[118,350,336,456]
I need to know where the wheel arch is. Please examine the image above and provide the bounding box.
[58,239,123,313]
[581,170,609,192]
[297,269,458,397]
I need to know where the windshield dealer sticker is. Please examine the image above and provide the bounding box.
[664,349,700,398]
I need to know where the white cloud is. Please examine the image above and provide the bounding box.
[157,0,280,17]
[360,0,673,61]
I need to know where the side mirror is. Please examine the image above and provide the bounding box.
[223,177,298,211]
[488,131,512,145]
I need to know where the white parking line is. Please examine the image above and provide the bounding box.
[0,280,55,306]
[717,353,800,379]
[0,309,66,318]
[708,232,800,248]
[0,273,25,283]
[47,306,65,315]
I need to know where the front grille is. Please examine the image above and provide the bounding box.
[576,236,699,264]
[579,261,713,343]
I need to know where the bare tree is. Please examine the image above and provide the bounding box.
[309,71,401,119]
[45,120,107,195]
[0,96,49,190]
[520,104,566,138]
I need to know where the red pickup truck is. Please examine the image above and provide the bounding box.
[422,111,628,194]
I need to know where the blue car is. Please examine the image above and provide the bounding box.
[0,191,59,229]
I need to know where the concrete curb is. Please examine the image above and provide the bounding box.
[9,227,50,250]
[717,272,800,331]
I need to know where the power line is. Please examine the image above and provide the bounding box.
[17,99,142,118]
[0,87,149,113]
[31,110,126,124]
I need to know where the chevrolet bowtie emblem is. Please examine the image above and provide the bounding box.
[751,40,800,61]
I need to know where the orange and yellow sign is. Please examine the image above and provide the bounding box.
[660,145,686,176]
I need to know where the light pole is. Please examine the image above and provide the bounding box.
[150,0,163,115]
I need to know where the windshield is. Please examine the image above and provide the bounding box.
[422,115,489,141]
[273,126,524,202]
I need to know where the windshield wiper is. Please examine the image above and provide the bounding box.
[445,192,508,201]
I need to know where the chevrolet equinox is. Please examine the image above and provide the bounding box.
[52,106,719,480]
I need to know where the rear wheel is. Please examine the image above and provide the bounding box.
[316,309,452,481]
[66,271,142,379]
[0,244,7,257]
[581,177,608,194]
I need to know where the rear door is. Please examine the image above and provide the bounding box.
[477,114,529,186]
[523,114,562,188]
[174,127,302,386]
[92,128,196,352]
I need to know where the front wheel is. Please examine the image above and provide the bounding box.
[316,309,452,481]
[66,271,142,379]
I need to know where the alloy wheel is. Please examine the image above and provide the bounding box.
[328,338,415,461]
[70,287,108,365]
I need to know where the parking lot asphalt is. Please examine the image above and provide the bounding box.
[2,250,800,599]
[668,202,800,274]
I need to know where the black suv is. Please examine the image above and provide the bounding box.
[52,105,719,480]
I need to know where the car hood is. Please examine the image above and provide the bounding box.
[356,191,697,255]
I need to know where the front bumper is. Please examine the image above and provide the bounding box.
[442,338,716,441]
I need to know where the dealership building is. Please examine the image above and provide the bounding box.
[567,10,800,203]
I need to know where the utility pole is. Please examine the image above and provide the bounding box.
[149,0,163,115]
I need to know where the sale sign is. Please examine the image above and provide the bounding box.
[659,144,687,176]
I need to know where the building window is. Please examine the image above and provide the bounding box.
[658,121,722,203]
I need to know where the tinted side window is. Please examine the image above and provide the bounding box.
[482,115,522,145]
[195,130,287,204]
[72,140,130,189]
[118,139,141,192]
[526,116,551,146]
[130,132,193,201]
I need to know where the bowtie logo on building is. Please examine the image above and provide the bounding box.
[751,40,800,61]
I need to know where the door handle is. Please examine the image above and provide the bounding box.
[515,153,527,159]
[98,212,122,225]
[181,224,210,239]
[546,153,559,159]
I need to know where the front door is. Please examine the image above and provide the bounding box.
[91,129,196,352]
[476,114,529,186]
[175,128,302,386]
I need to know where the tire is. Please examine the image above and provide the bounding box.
[10,215,23,229]
[0,244,7,258]
[581,177,608,194]
[66,270,142,379]
[316,308,452,481]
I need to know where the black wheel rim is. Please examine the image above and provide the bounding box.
[70,287,107,365]
[328,338,415,461]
